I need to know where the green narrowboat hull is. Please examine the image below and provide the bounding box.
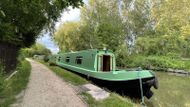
[57,62,154,81]
[56,61,157,98]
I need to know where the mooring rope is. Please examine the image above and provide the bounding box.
[138,68,146,107]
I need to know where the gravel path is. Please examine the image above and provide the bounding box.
[19,59,87,107]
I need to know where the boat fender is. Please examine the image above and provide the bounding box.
[153,77,159,89]
[145,79,154,86]
[145,90,153,99]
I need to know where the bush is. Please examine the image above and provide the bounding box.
[44,55,49,62]
[134,35,190,57]
[146,56,185,69]
[115,44,129,67]
[22,43,51,58]
[124,55,186,70]
[0,60,31,106]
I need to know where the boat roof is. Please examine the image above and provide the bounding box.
[58,49,113,54]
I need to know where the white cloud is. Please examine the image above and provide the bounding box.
[55,0,89,29]
[83,0,88,4]
[55,7,80,29]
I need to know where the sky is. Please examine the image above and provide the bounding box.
[37,0,88,54]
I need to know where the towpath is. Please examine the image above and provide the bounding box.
[16,59,87,107]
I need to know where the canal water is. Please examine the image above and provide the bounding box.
[145,71,190,107]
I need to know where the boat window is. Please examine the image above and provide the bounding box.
[76,56,82,64]
[66,57,70,63]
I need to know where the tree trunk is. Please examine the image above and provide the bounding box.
[0,42,19,73]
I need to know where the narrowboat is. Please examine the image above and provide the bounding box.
[48,49,158,98]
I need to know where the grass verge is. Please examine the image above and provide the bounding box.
[40,61,88,85]
[40,61,136,107]
[82,92,135,107]
[0,60,31,107]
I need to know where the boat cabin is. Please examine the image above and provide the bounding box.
[57,49,116,72]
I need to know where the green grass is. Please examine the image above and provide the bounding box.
[40,61,136,107]
[145,72,190,107]
[82,93,135,107]
[40,61,88,86]
[0,60,31,107]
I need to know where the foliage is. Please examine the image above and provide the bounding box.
[0,0,83,47]
[115,44,129,67]
[54,22,81,52]
[81,0,125,51]
[54,0,125,52]
[22,43,51,57]
[123,55,190,71]
[152,0,190,36]
[121,0,154,37]
[134,35,187,56]
[0,60,31,106]
[0,0,83,72]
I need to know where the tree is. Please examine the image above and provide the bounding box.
[22,43,51,57]
[151,0,190,36]
[133,0,190,57]
[0,0,83,72]
[55,0,125,52]
[119,0,190,56]
[80,0,125,51]
[120,0,154,53]
[54,22,80,52]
